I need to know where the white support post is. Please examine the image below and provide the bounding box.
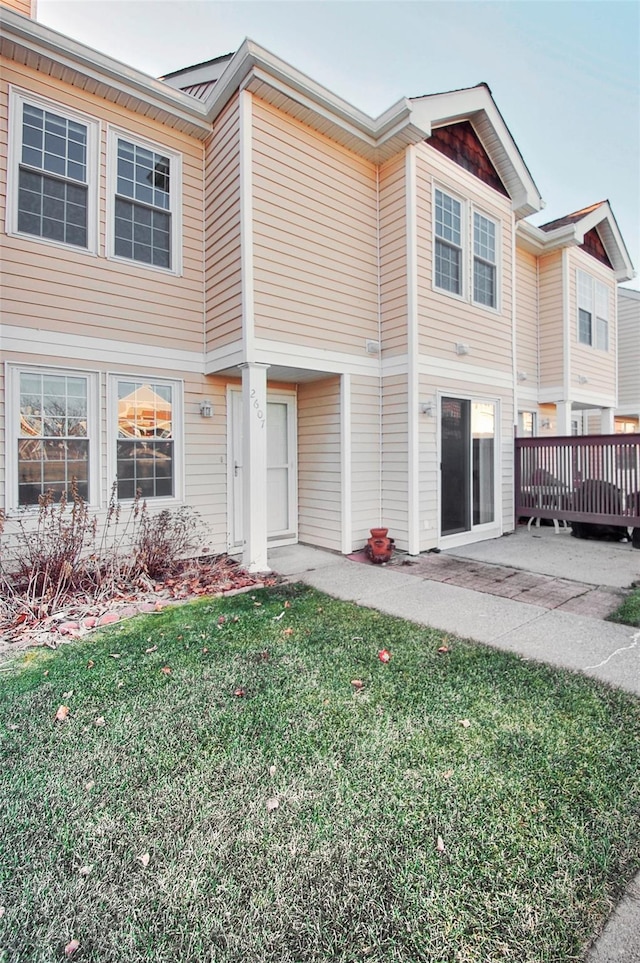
[340,373,352,555]
[600,407,615,434]
[239,362,270,573]
[556,401,572,436]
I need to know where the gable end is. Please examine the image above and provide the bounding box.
[427,120,508,196]
[581,226,613,269]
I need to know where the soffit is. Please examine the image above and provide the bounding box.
[0,15,211,140]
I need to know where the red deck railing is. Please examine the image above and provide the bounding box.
[515,434,640,528]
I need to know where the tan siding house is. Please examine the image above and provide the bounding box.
[0,0,635,567]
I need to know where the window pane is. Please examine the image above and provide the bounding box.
[18,170,87,247]
[116,381,174,498]
[474,259,496,307]
[578,308,592,345]
[435,189,461,245]
[17,373,89,505]
[473,213,496,262]
[435,238,461,294]
[114,198,171,268]
[596,317,609,351]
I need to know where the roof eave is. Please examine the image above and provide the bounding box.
[0,6,211,137]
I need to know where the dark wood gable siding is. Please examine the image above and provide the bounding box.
[427,121,509,197]
[580,227,613,269]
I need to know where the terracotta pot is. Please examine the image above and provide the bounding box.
[365,527,395,564]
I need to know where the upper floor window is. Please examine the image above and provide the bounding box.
[577,270,609,351]
[433,186,499,310]
[108,129,182,273]
[435,189,462,295]
[8,89,98,252]
[473,212,497,308]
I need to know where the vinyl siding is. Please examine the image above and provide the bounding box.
[381,374,409,549]
[569,249,617,399]
[379,155,408,355]
[297,377,342,551]
[538,252,564,389]
[515,248,539,387]
[0,63,205,354]
[205,95,242,351]
[617,292,640,410]
[1,350,230,552]
[350,375,381,545]
[252,98,379,353]
[415,145,514,372]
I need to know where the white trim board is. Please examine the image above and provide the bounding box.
[1,324,205,373]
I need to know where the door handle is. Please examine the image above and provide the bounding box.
[234,461,241,477]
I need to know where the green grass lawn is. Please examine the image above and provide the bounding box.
[609,587,640,627]
[1,584,639,963]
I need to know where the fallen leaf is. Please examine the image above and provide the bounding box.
[436,835,446,854]
[284,601,291,608]
[116,681,124,689]
[437,645,449,654]
[78,865,92,876]
[378,649,391,663]
[109,653,120,659]
[54,705,70,723]
[459,719,471,728]
[64,939,80,958]
[234,688,246,697]
[232,616,240,623]
[218,615,226,624]
[202,647,209,654]
[443,769,454,780]
[8,724,19,731]
[43,670,49,677]
[266,797,279,812]
[273,611,285,622]
[351,679,365,690]
[283,627,294,637]
[138,852,150,868]
[269,764,277,777]
[62,690,74,699]
[95,716,106,727]
[0,907,5,919]
[86,660,95,669]
[253,602,262,607]
[160,666,172,676]
[145,645,158,654]
[84,780,95,791]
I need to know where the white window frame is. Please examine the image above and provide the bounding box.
[107,374,184,504]
[577,269,609,352]
[5,363,100,511]
[106,126,183,275]
[434,187,465,299]
[6,87,99,255]
[432,184,500,312]
[472,209,499,310]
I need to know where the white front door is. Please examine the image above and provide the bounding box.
[229,389,297,549]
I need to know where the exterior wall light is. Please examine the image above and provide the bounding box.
[455,343,470,355]
[199,399,214,417]
[420,401,435,415]
[517,371,528,382]
[577,375,589,385]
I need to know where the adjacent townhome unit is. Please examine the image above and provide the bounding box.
[615,288,640,433]
[0,0,635,572]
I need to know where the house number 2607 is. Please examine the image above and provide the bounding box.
[250,388,265,428]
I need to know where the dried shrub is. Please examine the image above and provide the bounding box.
[0,484,207,624]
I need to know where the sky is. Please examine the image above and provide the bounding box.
[36,0,640,290]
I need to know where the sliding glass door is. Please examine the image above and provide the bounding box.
[441,397,496,537]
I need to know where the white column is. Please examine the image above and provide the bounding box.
[340,374,353,555]
[600,407,615,434]
[239,362,270,573]
[556,401,572,436]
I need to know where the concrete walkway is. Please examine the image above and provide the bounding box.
[268,530,640,963]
